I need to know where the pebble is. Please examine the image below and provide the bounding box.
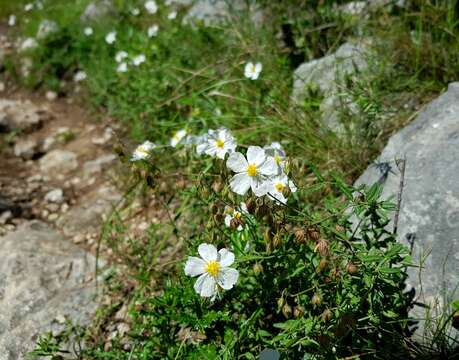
[48,213,59,221]
[73,234,85,244]
[46,91,57,101]
[0,211,13,225]
[44,188,64,203]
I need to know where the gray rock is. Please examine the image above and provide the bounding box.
[355,82,459,343]
[83,154,117,177]
[292,40,372,129]
[39,149,78,174]
[0,99,44,133]
[0,221,100,359]
[44,188,64,204]
[81,0,116,22]
[57,185,122,237]
[183,0,264,26]
[13,138,41,160]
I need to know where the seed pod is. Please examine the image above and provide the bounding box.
[307,227,321,241]
[282,303,292,318]
[263,228,272,243]
[294,228,307,244]
[230,217,243,230]
[317,258,328,272]
[245,198,256,214]
[330,267,340,280]
[272,233,283,248]
[253,262,263,275]
[293,306,305,318]
[314,239,330,257]
[346,262,359,275]
[213,213,223,224]
[255,204,269,218]
[320,308,333,322]
[200,187,210,198]
[212,180,223,193]
[311,293,322,306]
[210,203,219,215]
[335,224,345,233]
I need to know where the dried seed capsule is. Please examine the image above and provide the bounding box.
[294,228,307,244]
[212,180,223,193]
[317,258,328,272]
[307,227,321,241]
[282,303,292,318]
[253,263,263,275]
[314,239,330,257]
[293,306,305,318]
[311,293,322,306]
[320,308,333,322]
[210,203,219,215]
[245,198,256,214]
[272,233,283,248]
[346,262,359,275]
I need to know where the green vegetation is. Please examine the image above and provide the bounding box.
[4,0,459,358]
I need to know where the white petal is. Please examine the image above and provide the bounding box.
[218,249,235,267]
[239,202,248,213]
[255,63,262,72]
[224,214,232,227]
[251,178,269,197]
[247,146,266,166]
[198,243,218,262]
[227,152,248,173]
[269,191,287,205]
[184,256,206,277]
[258,157,278,176]
[229,173,251,195]
[217,268,239,290]
[194,273,217,297]
[289,180,297,193]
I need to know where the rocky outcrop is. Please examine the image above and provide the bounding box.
[355,82,459,343]
[292,40,372,129]
[0,221,100,359]
[0,99,47,133]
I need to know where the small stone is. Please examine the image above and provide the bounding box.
[46,203,60,212]
[73,234,85,244]
[41,209,49,218]
[61,203,69,213]
[48,213,59,221]
[46,91,57,101]
[91,127,114,145]
[0,211,12,225]
[83,154,117,176]
[14,138,41,160]
[55,314,66,324]
[27,174,43,182]
[0,82,5,92]
[39,150,78,174]
[4,224,15,231]
[44,189,64,203]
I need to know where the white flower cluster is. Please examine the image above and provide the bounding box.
[115,50,146,73]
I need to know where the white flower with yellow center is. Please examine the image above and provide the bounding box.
[185,243,239,299]
[148,24,159,37]
[227,146,277,196]
[105,31,117,45]
[264,142,286,171]
[201,128,237,160]
[170,129,187,147]
[224,202,248,231]
[131,8,140,16]
[144,0,158,14]
[115,51,128,63]
[168,11,177,20]
[117,62,128,73]
[131,140,156,161]
[244,62,262,80]
[267,174,297,205]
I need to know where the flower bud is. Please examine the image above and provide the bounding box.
[346,262,359,275]
[307,227,321,241]
[316,258,328,273]
[294,228,307,244]
[282,303,292,318]
[335,224,345,233]
[245,198,256,214]
[311,293,322,306]
[230,217,243,230]
[212,180,223,193]
[210,203,219,215]
[200,187,210,198]
[314,239,330,257]
[293,306,305,318]
[320,308,333,322]
[253,262,263,275]
[272,233,283,248]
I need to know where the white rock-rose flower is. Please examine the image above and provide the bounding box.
[148,24,159,37]
[132,54,146,66]
[115,51,128,63]
[227,146,277,196]
[199,128,237,160]
[117,62,128,73]
[185,243,239,299]
[84,26,93,36]
[131,140,156,161]
[244,62,262,80]
[144,0,158,14]
[266,174,297,205]
[105,31,117,44]
[264,142,286,171]
[170,129,187,147]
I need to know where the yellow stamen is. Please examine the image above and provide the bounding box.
[205,261,220,277]
[275,182,285,192]
[215,139,225,148]
[251,65,257,73]
[137,146,149,155]
[274,154,282,165]
[247,164,258,177]
[234,211,241,219]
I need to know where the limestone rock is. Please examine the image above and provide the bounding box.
[183,0,264,26]
[292,40,372,129]
[39,149,78,174]
[355,82,459,343]
[44,188,64,204]
[83,154,117,177]
[81,0,117,22]
[0,99,45,133]
[13,138,41,160]
[57,185,122,237]
[0,221,100,359]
